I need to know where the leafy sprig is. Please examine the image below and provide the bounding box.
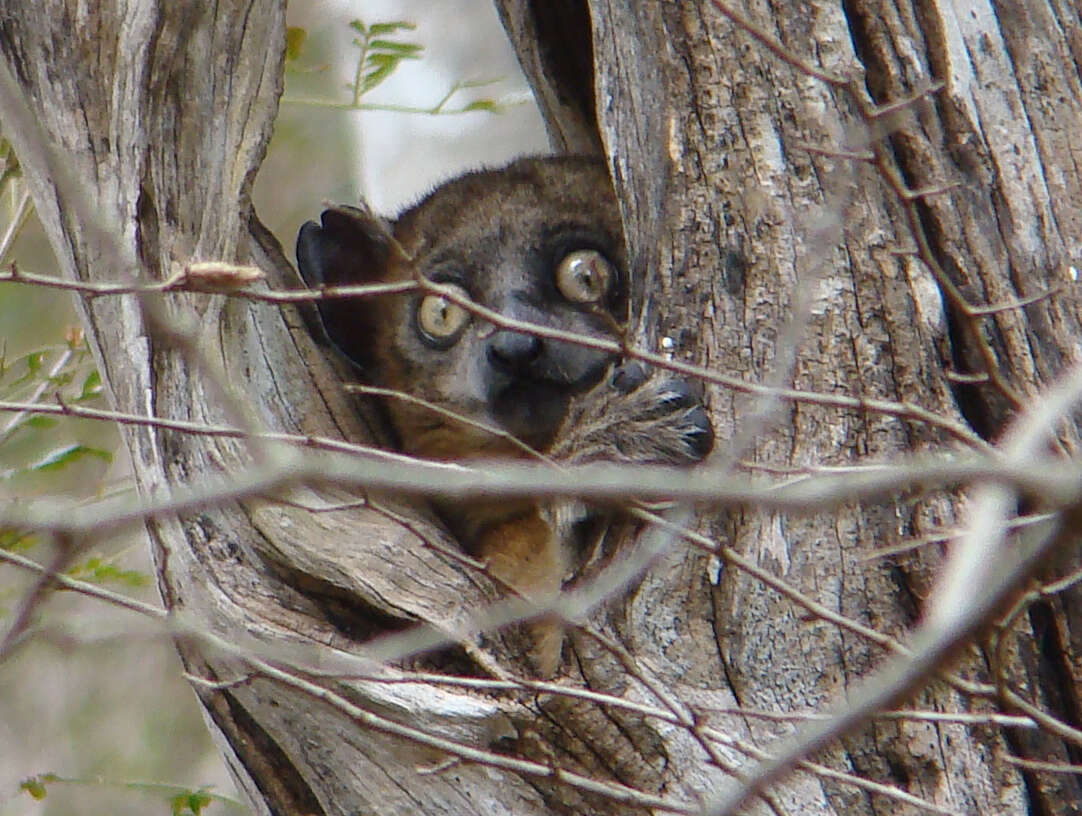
[283,18,512,115]
[19,774,244,815]
[348,20,422,105]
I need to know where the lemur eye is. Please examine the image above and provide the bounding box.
[555,249,614,304]
[416,284,471,344]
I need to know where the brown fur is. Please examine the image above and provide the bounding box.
[297,156,713,675]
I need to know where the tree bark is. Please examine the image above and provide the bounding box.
[3,1,1082,815]
[0,3,519,814]
[563,1,1081,813]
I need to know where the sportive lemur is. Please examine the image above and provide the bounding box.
[296,155,713,675]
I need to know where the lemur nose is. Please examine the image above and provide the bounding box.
[488,330,542,372]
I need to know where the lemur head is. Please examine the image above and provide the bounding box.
[296,156,627,458]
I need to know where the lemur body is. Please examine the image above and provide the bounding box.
[297,156,713,675]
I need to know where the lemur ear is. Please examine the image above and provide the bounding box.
[296,205,398,371]
[296,204,396,288]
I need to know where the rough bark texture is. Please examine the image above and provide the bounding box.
[573,1,1082,813]
[3,1,1082,815]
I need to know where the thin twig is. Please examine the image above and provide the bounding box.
[0,395,410,462]
[347,384,556,463]
[2,441,1078,542]
[708,0,848,86]
[0,533,75,659]
[0,546,167,620]
[0,263,994,450]
[630,506,994,699]
[695,705,1034,729]
[0,262,419,302]
[0,545,692,812]
[0,188,31,263]
[1004,756,1082,775]
[0,345,75,444]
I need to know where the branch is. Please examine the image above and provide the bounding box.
[0,396,401,460]
[1,444,1075,540]
[0,264,993,451]
[0,543,951,815]
[0,542,695,814]
[0,261,419,302]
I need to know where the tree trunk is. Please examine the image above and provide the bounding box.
[3,1,1081,815]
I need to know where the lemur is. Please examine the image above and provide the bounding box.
[296,155,713,675]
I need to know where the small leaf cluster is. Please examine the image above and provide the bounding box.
[170,788,216,816]
[0,136,20,189]
[19,773,233,815]
[348,20,422,105]
[66,555,149,588]
[282,17,508,115]
[0,331,110,482]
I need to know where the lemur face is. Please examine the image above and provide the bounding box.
[296,156,628,457]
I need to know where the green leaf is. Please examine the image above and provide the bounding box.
[284,27,307,61]
[28,444,112,472]
[364,52,403,67]
[20,773,58,800]
[9,350,45,386]
[348,19,366,35]
[78,369,102,401]
[455,77,503,90]
[368,21,415,36]
[361,55,401,93]
[171,790,214,816]
[368,40,423,56]
[461,99,501,113]
[67,557,150,588]
[23,416,58,430]
[21,779,47,800]
[0,530,37,552]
